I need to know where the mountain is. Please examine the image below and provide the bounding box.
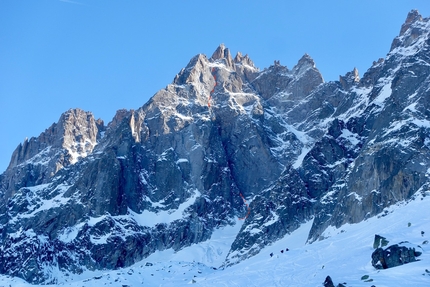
[1,10,430,284]
[0,194,429,286]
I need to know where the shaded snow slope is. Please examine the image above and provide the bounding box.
[1,191,429,287]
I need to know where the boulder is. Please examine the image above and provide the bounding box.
[323,276,346,287]
[371,243,422,269]
[373,234,389,249]
[323,276,335,287]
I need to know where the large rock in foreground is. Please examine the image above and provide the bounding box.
[371,243,422,269]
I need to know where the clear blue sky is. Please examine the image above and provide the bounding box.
[1,0,430,173]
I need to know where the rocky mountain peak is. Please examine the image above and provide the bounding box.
[107,108,132,130]
[56,108,104,163]
[3,108,105,197]
[1,11,430,284]
[390,9,429,51]
[292,53,320,78]
[173,53,209,85]
[234,51,256,69]
[8,108,103,170]
[210,43,227,60]
[339,67,360,90]
[400,9,423,35]
[211,43,234,69]
[234,51,243,62]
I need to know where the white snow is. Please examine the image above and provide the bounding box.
[3,191,429,286]
[382,116,430,138]
[347,191,363,202]
[264,115,314,169]
[146,219,244,267]
[262,210,279,227]
[19,146,53,167]
[293,145,312,169]
[340,86,371,122]
[18,183,71,220]
[129,189,201,227]
[372,77,394,108]
[158,147,174,161]
[339,129,360,146]
[66,138,97,164]
[404,101,418,112]
[58,223,85,243]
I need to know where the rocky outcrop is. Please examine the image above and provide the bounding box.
[323,276,347,287]
[391,10,426,51]
[324,276,335,287]
[372,243,422,269]
[211,44,235,70]
[0,108,104,202]
[339,67,360,90]
[8,108,103,169]
[250,53,323,103]
[307,10,430,242]
[373,234,389,249]
[399,10,423,40]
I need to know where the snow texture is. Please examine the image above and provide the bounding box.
[1,192,429,286]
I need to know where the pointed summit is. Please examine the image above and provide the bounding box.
[292,54,318,77]
[5,108,105,195]
[399,9,423,35]
[8,108,104,170]
[234,51,243,62]
[339,67,360,90]
[390,9,428,52]
[234,51,256,69]
[211,44,234,69]
[297,53,315,67]
[211,43,227,60]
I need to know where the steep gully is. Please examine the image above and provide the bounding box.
[208,66,251,220]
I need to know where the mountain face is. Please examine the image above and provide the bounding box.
[1,10,430,284]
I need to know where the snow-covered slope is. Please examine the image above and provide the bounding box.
[1,192,429,287]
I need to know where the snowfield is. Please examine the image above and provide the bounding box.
[1,191,429,287]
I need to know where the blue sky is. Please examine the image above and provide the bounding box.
[1,0,430,173]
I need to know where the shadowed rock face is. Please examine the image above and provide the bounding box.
[0,43,324,283]
[1,10,430,284]
[2,108,104,196]
[372,243,422,269]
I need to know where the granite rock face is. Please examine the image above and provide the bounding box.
[372,243,422,269]
[1,10,430,284]
[2,108,104,196]
[307,10,430,241]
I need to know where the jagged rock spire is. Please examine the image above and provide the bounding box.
[234,51,243,62]
[234,51,256,68]
[8,108,104,170]
[211,44,234,69]
[292,53,317,76]
[339,67,360,90]
[399,9,423,35]
[390,9,426,51]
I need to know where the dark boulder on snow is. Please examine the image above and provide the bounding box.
[323,276,346,287]
[371,243,422,269]
[373,234,389,249]
[323,276,335,287]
